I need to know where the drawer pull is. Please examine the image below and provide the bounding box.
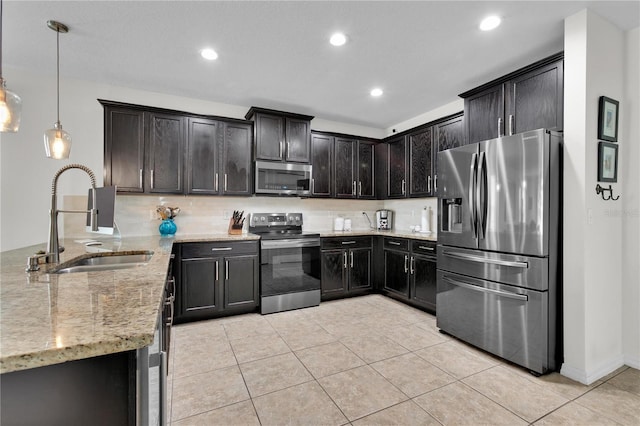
[443,276,528,301]
[418,245,435,251]
[211,247,233,251]
[388,241,401,246]
[341,241,356,245]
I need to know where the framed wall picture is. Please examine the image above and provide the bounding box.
[597,141,618,182]
[598,96,619,142]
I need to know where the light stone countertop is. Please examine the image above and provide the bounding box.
[0,233,259,374]
[315,229,438,242]
[0,230,430,374]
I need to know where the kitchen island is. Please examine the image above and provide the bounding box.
[0,233,258,425]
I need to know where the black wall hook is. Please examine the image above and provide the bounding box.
[595,184,620,201]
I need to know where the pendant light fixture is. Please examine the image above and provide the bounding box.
[44,20,71,159]
[0,0,22,133]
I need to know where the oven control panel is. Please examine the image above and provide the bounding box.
[249,213,303,228]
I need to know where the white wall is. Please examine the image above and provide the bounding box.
[384,99,464,136]
[621,27,640,369]
[561,9,636,384]
[0,68,385,251]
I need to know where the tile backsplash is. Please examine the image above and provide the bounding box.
[62,195,438,238]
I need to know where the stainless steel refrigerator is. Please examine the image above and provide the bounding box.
[436,128,562,375]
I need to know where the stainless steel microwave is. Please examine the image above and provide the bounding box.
[255,161,312,196]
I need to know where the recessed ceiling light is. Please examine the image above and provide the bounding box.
[329,32,347,46]
[370,88,383,97]
[479,15,501,31]
[201,48,218,60]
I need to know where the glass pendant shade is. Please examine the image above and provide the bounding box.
[0,79,21,132]
[44,122,72,159]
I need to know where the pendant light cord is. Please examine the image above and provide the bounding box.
[1,0,4,78]
[56,27,60,123]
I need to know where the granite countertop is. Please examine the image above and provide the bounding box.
[0,233,258,374]
[315,229,438,242]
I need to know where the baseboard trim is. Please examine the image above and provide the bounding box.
[624,354,640,369]
[561,354,626,384]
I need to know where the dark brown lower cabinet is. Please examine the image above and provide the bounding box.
[175,241,259,323]
[382,238,437,313]
[320,237,372,300]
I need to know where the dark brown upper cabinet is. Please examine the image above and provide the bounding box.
[386,128,434,199]
[311,131,377,199]
[408,126,434,197]
[387,136,407,198]
[461,52,563,144]
[382,112,464,199]
[310,133,333,197]
[245,107,313,163]
[103,105,145,193]
[101,100,252,196]
[186,118,252,196]
[147,112,186,194]
[434,113,465,193]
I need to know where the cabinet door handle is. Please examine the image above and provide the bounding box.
[352,181,356,196]
[434,174,438,192]
[428,176,432,193]
[410,256,415,274]
[401,179,406,195]
[498,117,503,137]
[358,181,362,197]
[343,251,347,269]
[150,169,155,189]
[224,174,228,191]
[280,141,285,159]
[508,114,514,136]
[287,141,290,158]
[311,178,315,194]
[350,251,354,268]
[225,260,229,280]
[388,241,401,246]
[215,173,219,191]
[215,260,219,282]
[139,169,143,189]
[404,255,409,273]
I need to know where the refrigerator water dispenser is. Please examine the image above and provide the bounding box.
[442,198,462,233]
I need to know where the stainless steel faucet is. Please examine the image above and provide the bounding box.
[43,164,99,265]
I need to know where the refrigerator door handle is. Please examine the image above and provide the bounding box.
[443,275,529,301]
[469,153,478,238]
[442,250,529,269]
[477,151,488,239]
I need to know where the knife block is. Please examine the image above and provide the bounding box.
[228,218,243,235]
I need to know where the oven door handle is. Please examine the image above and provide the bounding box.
[260,238,320,249]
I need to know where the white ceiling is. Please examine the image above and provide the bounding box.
[3,1,639,129]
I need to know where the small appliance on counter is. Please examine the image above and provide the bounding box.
[375,209,393,230]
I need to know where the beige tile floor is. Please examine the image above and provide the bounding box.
[168,295,640,425]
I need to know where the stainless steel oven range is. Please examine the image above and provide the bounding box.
[249,213,321,314]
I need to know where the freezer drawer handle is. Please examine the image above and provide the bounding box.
[443,251,528,268]
[443,276,528,301]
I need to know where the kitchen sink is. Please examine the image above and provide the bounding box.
[50,250,154,274]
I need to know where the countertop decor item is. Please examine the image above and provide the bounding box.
[228,210,245,235]
[157,205,180,236]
